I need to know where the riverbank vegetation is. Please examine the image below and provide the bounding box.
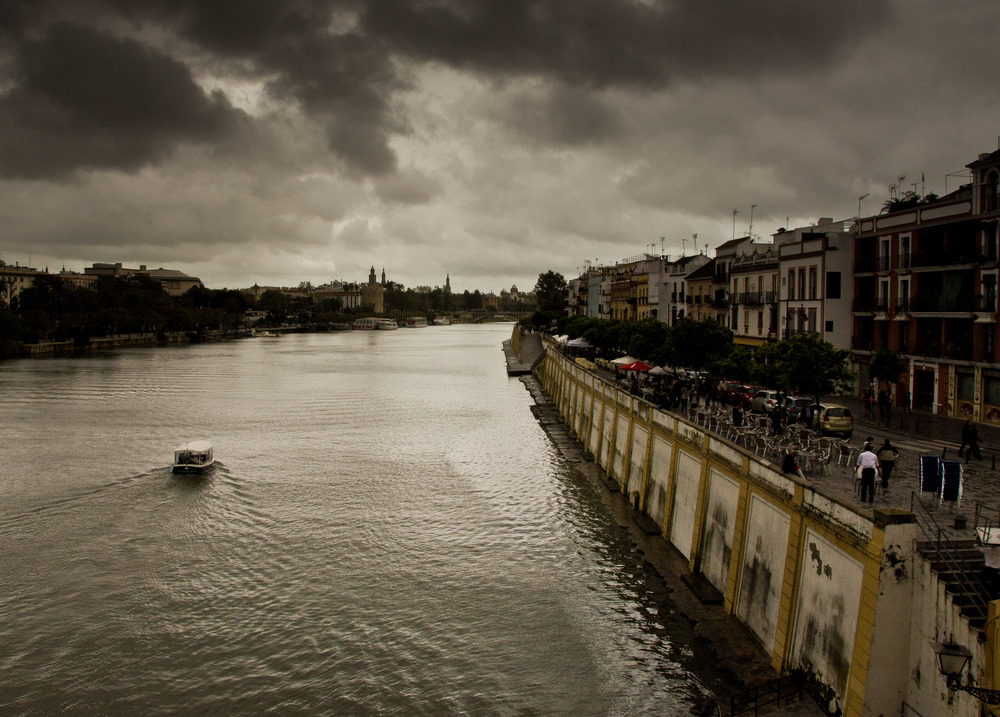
[0,274,536,359]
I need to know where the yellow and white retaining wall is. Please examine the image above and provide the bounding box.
[532,336,998,716]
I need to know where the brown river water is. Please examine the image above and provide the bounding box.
[0,324,733,715]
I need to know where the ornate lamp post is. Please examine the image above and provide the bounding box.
[933,640,1000,704]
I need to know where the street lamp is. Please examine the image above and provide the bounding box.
[933,640,1000,704]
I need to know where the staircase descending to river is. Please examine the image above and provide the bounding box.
[916,539,994,630]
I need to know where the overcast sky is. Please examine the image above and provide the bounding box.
[1,0,998,293]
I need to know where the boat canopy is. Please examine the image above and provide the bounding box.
[174,440,212,455]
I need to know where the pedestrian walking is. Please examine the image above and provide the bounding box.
[770,406,784,437]
[877,389,889,419]
[732,403,744,428]
[876,439,899,488]
[959,420,974,458]
[856,446,881,503]
[903,390,911,415]
[967,423,982,462]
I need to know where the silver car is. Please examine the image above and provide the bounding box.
[750,390,780,414]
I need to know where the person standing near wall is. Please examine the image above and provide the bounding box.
[856,446,881,503]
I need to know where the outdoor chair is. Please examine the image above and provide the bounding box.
[836,443,857,466]
[812,450,833,475]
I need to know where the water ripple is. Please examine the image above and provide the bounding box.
[0,327,731,715]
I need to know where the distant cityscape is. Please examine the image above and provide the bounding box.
[0,259,530,314]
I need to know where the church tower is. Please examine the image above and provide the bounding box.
[445,273,451,294]
[381,268,386,286]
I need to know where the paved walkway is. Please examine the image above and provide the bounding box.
[786,394,1000,541]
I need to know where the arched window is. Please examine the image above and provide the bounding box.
[986,170,999,212]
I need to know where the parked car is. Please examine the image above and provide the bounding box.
[782,395,812,422]
[812,403,854,438]
[731,385,758,409]
[717,381,743,404]
[750,389,781,414]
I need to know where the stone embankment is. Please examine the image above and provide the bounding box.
[506,328,999,717]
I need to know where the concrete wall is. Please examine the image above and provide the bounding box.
[533,344,995,716]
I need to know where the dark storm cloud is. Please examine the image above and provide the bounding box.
[0,0,894,182]
[360,0,893,88]
[0,21,246,179]
[499,86,623,146]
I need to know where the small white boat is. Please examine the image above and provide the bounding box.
[376,319,398,330]
[404,317,428,328]
[353,318,379,330]
[432,317,451,326]
[172,441,215,474]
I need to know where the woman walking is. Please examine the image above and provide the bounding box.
[876,439,899,489]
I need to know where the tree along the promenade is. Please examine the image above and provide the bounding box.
[533,271,567,314]
[764,332,854,407]
[714,347,755,384]
[668,317,733,373]
[628,319,671,367]
[867,348,904,386]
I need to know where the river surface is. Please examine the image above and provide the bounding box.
[0,324,732,715]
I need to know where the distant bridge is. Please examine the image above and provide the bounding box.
[464,310,530,324]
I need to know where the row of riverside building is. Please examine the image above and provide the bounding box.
[567,146,1000,425]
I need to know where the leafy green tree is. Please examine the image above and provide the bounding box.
[714,347,756,383]
[668,317,733,372]
[628,319,670,366]
[533,271,567,314]
[867,348,904,385]
[766,333,854,405]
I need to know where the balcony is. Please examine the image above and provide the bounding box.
[910,250,982,269]
[738,291,764,306]
[909,295,975,313]
[782,328,819,339]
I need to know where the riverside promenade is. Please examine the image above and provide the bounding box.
[780,395,1000,542]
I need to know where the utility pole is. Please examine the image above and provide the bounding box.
[749,204,757,240]
[858,193,870,219]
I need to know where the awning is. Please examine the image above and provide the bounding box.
[620,360,653,372]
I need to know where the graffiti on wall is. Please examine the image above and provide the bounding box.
[735,494,791,653]
[790,528,863,710]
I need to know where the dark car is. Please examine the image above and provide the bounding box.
[782,395,812,422]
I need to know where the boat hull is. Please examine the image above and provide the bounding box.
[172,462,215,474]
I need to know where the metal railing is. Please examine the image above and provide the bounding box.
[730,672,804,716]
[910,491,990,629]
